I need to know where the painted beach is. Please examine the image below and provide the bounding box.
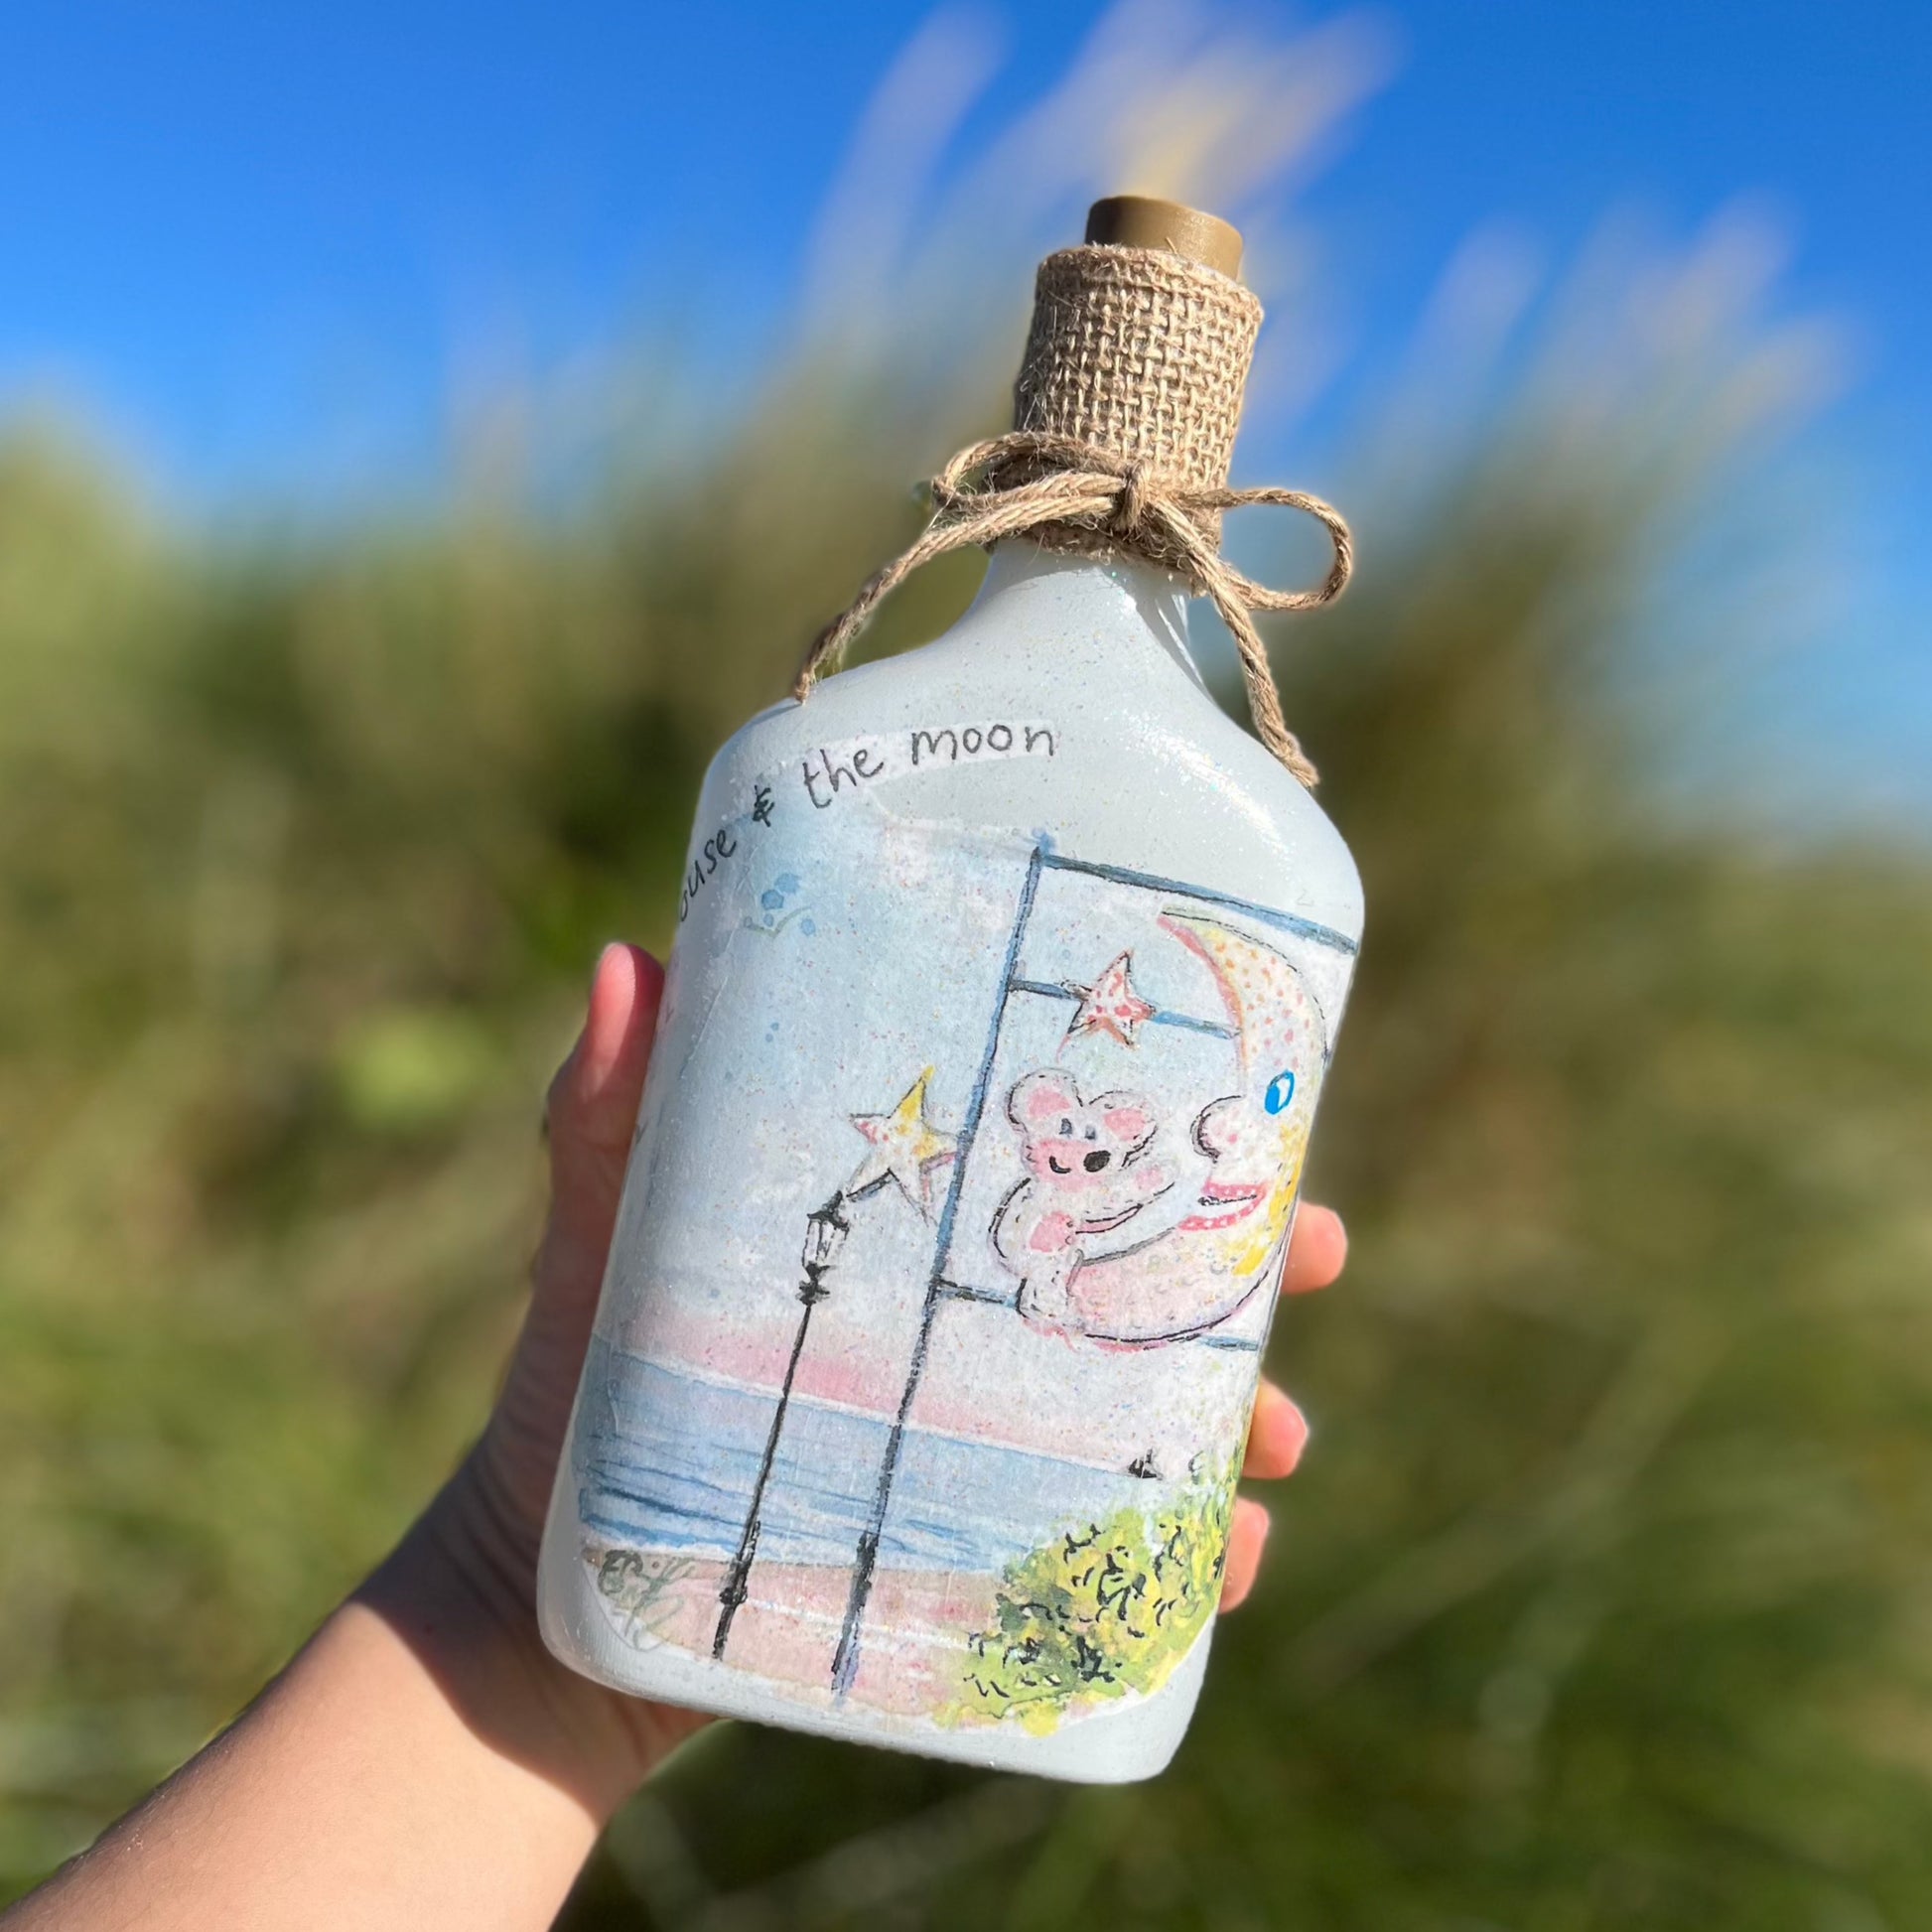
[571,1342,1207,1714]
[580,1548,1003,1717]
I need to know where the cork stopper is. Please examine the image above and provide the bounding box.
[1083,195,1245,279]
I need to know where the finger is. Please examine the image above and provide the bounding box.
[1282,1203,1347,1297]
[1241,1380,1310,1480]
[550,944,664,1167]
[1218,1498,1271,1613]
[541,944,664,1298]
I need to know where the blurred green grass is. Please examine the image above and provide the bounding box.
[3,269,1931,1932]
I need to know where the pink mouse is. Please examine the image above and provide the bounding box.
[992,1070,1171,1331]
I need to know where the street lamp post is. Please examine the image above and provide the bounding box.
[712,1190,850,1660]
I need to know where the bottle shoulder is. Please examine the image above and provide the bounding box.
[699,586,1362,942]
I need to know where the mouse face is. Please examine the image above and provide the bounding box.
[1008,1071,1156,1196]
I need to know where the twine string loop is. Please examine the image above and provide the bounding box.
[791,429,1352,787]
[1112,458,1155,538]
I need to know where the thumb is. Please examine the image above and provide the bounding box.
[543,943,664,1293]
[483,944,663,1528]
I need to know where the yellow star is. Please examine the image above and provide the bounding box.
[847,1066,957,1217]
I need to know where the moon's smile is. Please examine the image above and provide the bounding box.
[1177,1178,1267,1232]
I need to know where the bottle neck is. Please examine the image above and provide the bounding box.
[963,538,1208,692]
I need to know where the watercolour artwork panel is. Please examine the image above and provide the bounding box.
[568,795,1355,1736]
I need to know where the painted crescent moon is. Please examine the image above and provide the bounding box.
[1057,913,1328,1347]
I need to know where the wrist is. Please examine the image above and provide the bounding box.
[354,1452,691,1824]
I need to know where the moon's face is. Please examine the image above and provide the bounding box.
[1056,916,1326,1347]
[1172,1092,1307,1279]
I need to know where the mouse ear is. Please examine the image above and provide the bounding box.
[1092,1090,1156,1147]
[1008,1069,1082,1128]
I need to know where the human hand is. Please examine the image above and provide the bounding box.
[360,943,701,1824]
[377,941,1345,1819]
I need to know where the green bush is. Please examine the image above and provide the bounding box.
[952,1460,1236,1732]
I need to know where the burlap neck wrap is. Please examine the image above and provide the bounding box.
[1013,244,1262,549]
[793,242,1351,787]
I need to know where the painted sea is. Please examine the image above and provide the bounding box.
[574,1339,1154,1576]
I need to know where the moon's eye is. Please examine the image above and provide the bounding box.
[1058,1117,1073,1137]
[1083,1123,1098,1140]
[1264,1069,1297,1115]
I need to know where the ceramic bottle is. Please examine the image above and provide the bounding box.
[537,197,1361,1782]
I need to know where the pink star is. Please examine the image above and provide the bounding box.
[1061,951,1157,1048]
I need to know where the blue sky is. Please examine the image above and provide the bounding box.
[2,0,1925,813]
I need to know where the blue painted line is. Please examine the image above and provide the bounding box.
[933,1278,1264,1353]
[1006,978,1235,1038]
[831,842,1047,1696]
[1035,851,1358,956]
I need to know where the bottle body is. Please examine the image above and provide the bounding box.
[537,543,1362,1781]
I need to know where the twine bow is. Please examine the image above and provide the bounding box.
[791,429,1353,787]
